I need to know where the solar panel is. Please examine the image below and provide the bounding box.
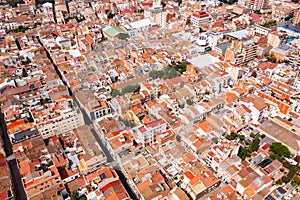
[277,187,287,194]
[100,173,106,179]
[265,195,275,200]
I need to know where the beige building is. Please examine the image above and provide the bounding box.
[267,31,285,48]
[224,30,257,65]
[31,98,84,139]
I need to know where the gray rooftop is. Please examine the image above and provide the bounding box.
[215,42,231,51]
[226,29,249,40]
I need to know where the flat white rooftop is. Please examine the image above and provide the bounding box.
[129,18,153,29]
[187,54,220,68]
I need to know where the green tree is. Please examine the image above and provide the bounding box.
[123,119,136,128]
[168,61,187,74]
[6,0,24,6]
[177,0,182,6]
[295,156,300,163]
[22,68,28,77]
[21,58,31,66]
[226,132,237,140]
[285,12,294,21]
[253,10,262,14]
[266,53,277,63]
[111,89,121,97]
[251,71,257,78]
[238,147,251,160]
[165,67,180,79]
[35,0,53,4]
[238,134,245,141]
[294,177,300,185]
[149,70,164,79]
[261,20,277,28]
[186,98,194,105]
[270,142,290,158]
[186,18,191,25]
[121,84,140,94]
[282,176,292,183]
[249,136,260,152]
[74,16,86,22]
[107,12,115,19]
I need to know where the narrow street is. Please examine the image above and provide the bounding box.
[37,37,138,200]
[0,112,27,200]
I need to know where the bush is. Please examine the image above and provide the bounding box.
[266,53,277,63]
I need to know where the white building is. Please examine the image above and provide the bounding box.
[254,25,271,36]
[191,11,210,26]
[136,119,168,147]
[154,11,167,28]
[124,18,153,38]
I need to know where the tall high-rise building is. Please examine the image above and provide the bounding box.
[293,9,300,25]
[152,0,167,28]
[225,30,258,65]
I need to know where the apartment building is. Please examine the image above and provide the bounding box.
[12,136,63,199]
[75,89,111,121]
[31,98,84,139]
[136,119,168,147]
[191,11,210,26]
[293,9,300,25]
[288,51,300,68]
[240,0,269,10]
[271,3,293,21]
[225,30,258,65]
